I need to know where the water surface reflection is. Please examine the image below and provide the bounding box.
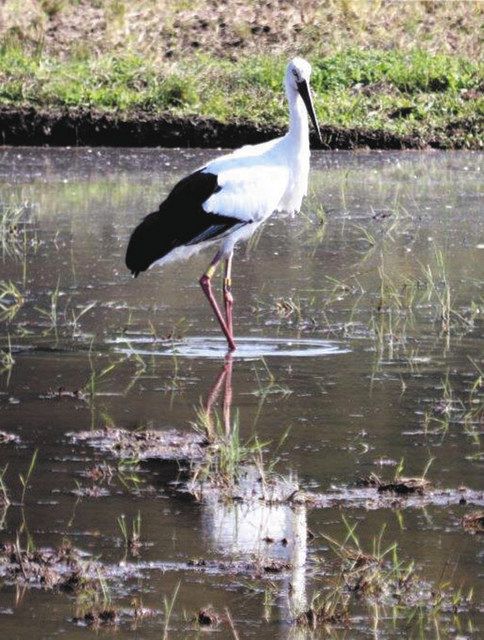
[0,148,481,639]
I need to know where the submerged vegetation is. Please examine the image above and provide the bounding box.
[297,519,475,633]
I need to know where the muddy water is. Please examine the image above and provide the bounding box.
[0,148,482,639]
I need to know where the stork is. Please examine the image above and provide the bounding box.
[125,57,321,352]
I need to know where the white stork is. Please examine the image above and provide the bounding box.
[126,57,321,351]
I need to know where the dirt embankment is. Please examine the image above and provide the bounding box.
[0,106,473,150]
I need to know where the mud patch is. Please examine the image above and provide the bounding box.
[462,510,484,535]
[0,541,101,591]
[73,608,118,628]
[359,472,431,495]
[0,431,20,445]
[0,540,163,630]
[186,556,292,578]
[0,106,461,150]
[40,387,88,401]
[70,426,484,511]
[69,427,208,462]
[73,604,158,629]
[296,604,346,629]
[197,607,221,626]
[308,484,484,510]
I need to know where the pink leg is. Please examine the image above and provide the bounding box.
[203,359,228,439]
[203,355,234,438]
[205,364,227,415]
[199,252,237,352]
[223,253,234,339]
[222,354,233,435]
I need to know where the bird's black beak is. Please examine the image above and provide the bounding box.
[297,80,322,144]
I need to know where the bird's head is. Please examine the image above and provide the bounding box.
[286,57,312,88]
[285,57,322,143]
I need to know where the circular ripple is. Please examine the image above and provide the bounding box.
[109,335,350,359]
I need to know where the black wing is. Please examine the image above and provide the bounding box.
[125,170,243,277]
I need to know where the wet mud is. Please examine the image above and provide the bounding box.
[69,420,484,512]
[69,427,208,462]
[0,431,20,445]
[462,510,484,535]
[0,106,473,149]
[0,541,102,592]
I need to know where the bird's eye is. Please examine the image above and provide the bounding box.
[292,69,299,78]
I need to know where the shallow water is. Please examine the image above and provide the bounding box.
[0,147,482,639]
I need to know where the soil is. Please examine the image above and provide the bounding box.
[309,484,484,510]
[197,607,221,626]
[71,423,484,511]
[69,426,208,462]
[40,387,88,401]
[462,511,484,535]
[0,541,101,591]
[0,106,474,150]
[359,473,431,495]
[73,604,157,627]
[73,608,118,628]
[187,556,292,577]
[0,431,20,445]
[3,1,480,60]
[296,606,346,629]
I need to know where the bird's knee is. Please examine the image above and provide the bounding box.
[199,273,211,289]
[223,279,234,303]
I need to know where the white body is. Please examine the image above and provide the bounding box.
[156,58,314,268]
[202,63,312,257]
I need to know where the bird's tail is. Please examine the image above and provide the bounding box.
[125,208,173,277]
[125,226,143,277]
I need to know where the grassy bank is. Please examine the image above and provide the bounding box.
[0,1,482,148]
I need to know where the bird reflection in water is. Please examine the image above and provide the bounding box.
[199,355,308,617]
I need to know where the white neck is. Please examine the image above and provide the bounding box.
[286,84,308,143]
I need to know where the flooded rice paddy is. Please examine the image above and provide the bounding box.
[0,147,482,639]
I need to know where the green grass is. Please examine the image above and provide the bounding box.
[0,46,482,146]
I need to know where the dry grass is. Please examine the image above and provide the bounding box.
[1,0,481,61]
